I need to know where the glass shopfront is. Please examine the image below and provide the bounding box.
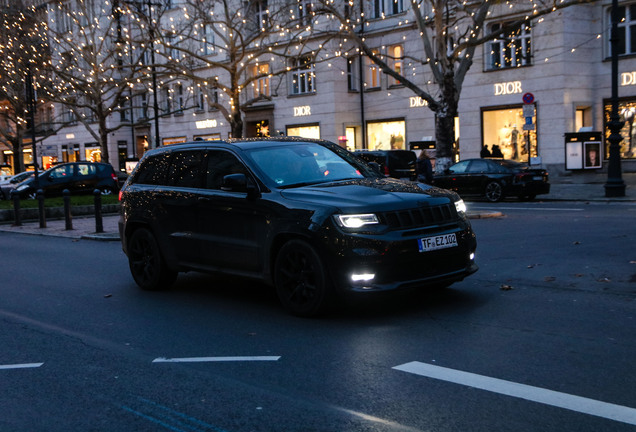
[482,105,537,162]
[287,124,320,139]
[367,119,406,150]
[85,143,101,163]
[604,98,636,159]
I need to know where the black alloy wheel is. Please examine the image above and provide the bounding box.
[127,228,177,290]
[484,181,504,202]
[274,239,331,317]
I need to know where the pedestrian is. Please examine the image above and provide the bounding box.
[480,145,491,158]
[491,144,504,158]
[416,150,433,184]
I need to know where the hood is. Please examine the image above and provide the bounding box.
[280,178,456,212]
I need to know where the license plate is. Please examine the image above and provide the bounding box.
[418,233,458,252]
[532,175,543,181]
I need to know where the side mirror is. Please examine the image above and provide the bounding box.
[221,173,260,199]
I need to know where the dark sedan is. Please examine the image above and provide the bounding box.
[433,158,550,202]
[119,138,478,316]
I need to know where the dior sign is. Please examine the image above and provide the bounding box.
[494,81,522,96]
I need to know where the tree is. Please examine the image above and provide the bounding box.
[0,1,49,174]
[141,0,331,138]
[314,0,594,171]
[41,0,157,163]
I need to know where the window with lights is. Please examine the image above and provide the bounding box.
[486,22,532,70]
[609,3,636,56]
[251,63,270,99]
[290,56,316,95]
[372,0,404,19]
[388,44,404,86]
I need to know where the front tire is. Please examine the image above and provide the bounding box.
[484,181,503,202]
[274,239,331,317]
[127,228,177,290]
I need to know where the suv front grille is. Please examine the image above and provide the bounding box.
[380,203,457,229]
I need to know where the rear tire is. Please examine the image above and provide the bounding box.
[484,181,503,202]
[127,228,177,290]
[274,239,331,317]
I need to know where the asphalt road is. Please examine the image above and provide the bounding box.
[1,200,635,432]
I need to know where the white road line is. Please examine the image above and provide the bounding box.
[393,361,636,426]
[152,356,281,363]
[0,363,43,370]
[470,206,584,211]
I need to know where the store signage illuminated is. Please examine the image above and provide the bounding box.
[294,106,311,116]
[621,72,636,86]
[409,97,428,107]
[494,81,522,96]
[195,119,217,129]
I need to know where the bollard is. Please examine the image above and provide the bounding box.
[63,189,73,230]
[37,189,46,228]
[93,189,103,233]
[11,190,21,227]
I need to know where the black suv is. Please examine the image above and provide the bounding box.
[13,162,119,199]
[119,138,477,316]
[355,150,417,181]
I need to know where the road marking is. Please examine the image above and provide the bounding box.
[393,361,636,426]
[152,356,280,363]
[471,206,583,211]
[0,363,43,370]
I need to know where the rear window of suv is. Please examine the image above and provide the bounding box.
[133,153,172,185]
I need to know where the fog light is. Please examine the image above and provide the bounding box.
[351,273,375,282]
[470,253,475,260]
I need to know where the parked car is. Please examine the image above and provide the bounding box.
[0,172,34,200]
[12,162,119,199]
[119,138,478,316]
[355,150,418,181]
[433,158,550,202]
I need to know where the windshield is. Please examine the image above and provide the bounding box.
[248,142,378,188]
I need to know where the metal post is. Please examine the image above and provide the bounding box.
[605,0,626,197]
[37,189,46,228]
[93,189,103,233]
[63,189,73,230]
[11,190,21,227]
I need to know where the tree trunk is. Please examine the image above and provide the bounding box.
[99,116,110,164]
[434,113,456,173]
[12,132,25,174]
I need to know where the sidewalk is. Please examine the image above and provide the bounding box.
[0,176,634,241]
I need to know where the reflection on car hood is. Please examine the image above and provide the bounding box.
[280,178,455,212]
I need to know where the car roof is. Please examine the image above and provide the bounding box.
[146,137,335,154]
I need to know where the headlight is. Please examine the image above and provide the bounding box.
[15,184,29,192]
[454,199,467,215]
[334,213,379,228]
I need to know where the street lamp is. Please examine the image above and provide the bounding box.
[605,0,626,197]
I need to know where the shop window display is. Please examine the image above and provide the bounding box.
[604,100,636,159]
[482,107,537,162]
[367,120,406,150]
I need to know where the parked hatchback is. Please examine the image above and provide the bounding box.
[119,138,477,316]
[12,162,119,199]
[433,158,550,202]
[355,150,417,181]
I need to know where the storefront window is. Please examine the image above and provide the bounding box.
[367,120,405,150]
[604,99,636,159]
[287,124,320,139]
[85,145,101,162]
[482,106,537,162]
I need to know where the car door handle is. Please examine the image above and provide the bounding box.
[197,196,213,202]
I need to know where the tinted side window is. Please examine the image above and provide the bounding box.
[77,164,96,176]
[387,151,416,169]
[133,153,172,185]
[468,160,489,173]
[205,150,247,190]
[448,160,470,174]
[49,164,73,179]
[167,150,206,188]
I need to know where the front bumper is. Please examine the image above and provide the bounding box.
[323,221,478,293]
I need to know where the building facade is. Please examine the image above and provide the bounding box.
[6,0,636,179]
